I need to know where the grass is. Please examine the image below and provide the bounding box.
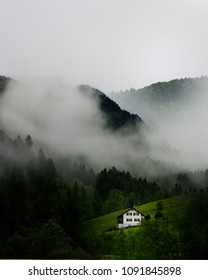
[82,195,190,235]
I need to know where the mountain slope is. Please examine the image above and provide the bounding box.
[0,76,144,133]
[109,76,208,124]
[82,195,188,234]
[136,76,208,102]
[78,84,143,131]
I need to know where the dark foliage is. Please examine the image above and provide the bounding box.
[96,167,162,214]
[0,132,95,259]
[178,189,208,259]
[0,75,10,94]
[78,84,143,131]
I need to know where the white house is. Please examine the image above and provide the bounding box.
[116,208,145,229]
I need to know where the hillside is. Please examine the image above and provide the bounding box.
[136,76,208,102]
[0,75,181,178]
[78,84,143,132]
[81,195,188,234]
[80,195,194,259]
[109,76,208,124]
[0,76,144,133]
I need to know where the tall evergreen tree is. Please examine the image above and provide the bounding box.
[25,134,33,149]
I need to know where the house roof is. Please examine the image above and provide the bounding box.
[116,208,145,219]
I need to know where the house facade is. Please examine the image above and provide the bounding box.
[116,208,145,229]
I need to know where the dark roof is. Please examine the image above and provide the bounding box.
[116,208,145,219]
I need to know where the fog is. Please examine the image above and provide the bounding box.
[109,82,208,171]
[158,94,208,170]
[0,80,152,174]
[1,77,208,178]
[1,0,208,177]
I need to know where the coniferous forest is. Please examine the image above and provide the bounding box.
[0,131,208,259]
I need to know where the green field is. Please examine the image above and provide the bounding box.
[82,195,188,234]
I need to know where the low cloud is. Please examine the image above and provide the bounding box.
[2,78,205,178]
[0,80,148,174]
[110,81,208,171]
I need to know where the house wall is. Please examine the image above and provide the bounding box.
[117,209,144,229]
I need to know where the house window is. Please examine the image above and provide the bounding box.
[133,213,139,216]
[126,219,132,221]
[126,213,132,216]
[134,219,140,222]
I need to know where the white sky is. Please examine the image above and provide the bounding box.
[0,0,208,92]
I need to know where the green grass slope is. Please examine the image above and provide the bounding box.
[82,195,188,235]
[80,195,190,259]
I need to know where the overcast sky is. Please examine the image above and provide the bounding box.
[1,0,208,92]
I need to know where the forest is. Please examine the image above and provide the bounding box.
[0,131,208,259]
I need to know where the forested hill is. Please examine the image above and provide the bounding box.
[109,76,208,123]
[136,76,208,101]
[78,84,143,131]
[111,76,208,101]
[0,76,144,132]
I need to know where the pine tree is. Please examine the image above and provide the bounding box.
[25,135,33,149]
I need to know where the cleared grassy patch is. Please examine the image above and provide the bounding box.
[82,195,189,234]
